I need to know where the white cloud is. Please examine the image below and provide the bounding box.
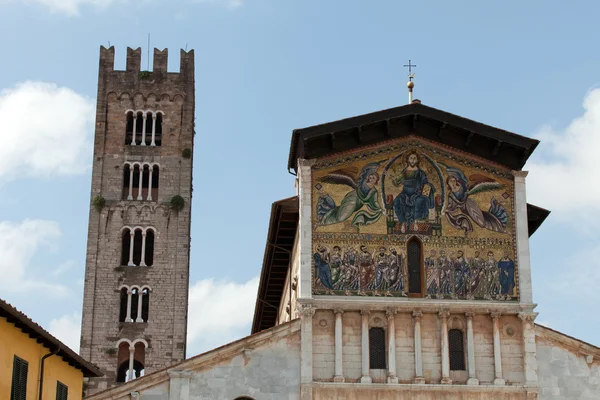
[24,0,116,16]
[49,312,81,352]
[527,88,600,216]
[187,276,259,356]
[52,260,75,276]
[0,219,69,295]
[0,81,93,181]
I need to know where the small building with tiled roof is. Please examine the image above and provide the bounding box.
[0,298,102,400]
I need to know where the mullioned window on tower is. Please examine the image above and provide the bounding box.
[121,227,155,267]
[123,163,159,201]
[119,286,151,323]
[125,110,163,146]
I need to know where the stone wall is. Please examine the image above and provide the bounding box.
[536,325,600,400]
[80,46,195,394]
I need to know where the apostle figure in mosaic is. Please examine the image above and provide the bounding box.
[441,165,509,235]
[314,245,334,294]
[483,250,500,300]
[453,250,469,298]
[498,250,515,299]
[391,151,436,232]
[438,250,453,298]
[316,162,384,228]
[388,248,406,295]
[329,246,344,289]
[425,249,439,298]
[469,251,486,299]
[372,247,389,294]
[358,245,375,295]
[340,247,359,291]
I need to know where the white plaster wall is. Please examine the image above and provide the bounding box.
[537,339,600,400]
[313,310,335,380]
[395,312,415,383]
[342,311,362,381]
[421,313,442,383]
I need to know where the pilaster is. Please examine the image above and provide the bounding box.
[513,170,533,304]
[298,158,314,300]
[519,312,539,387]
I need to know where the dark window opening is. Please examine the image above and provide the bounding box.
[144,112,153,145]
[11,355,28,400]
[151,165,159,200]
[125,112,134,145]
[119,288,128,322]
[141,166,150,200]
[122,164,131,200]
[131,165,141,200]
[121,229,131,266]
[132,230,143,266]
[407,238,423,296]
[145,230,154,266]
[116,360,144,383]
[449,329,466,371]
[369,327,386,369]
[155,113,162,146]
[141,288,150,322]
[130,288,139,321]
[56,381,68,400]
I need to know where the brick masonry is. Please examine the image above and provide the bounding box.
[79,46,194,394]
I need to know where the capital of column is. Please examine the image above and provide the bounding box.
[438,310,450,320]
[491,312,502,320]
[518,312,537,328]
[513,170,529,178]
[465,312,475,320]
[142,232,147,238]
[130,232,135,237]
[152,115,157,120]
[386,309,397,319]
[412,310,423,320]
[333,309,344,315]
[298,158,316,168]
[360,309,371,316]
[129,346,135,353]
[297,305,315,318]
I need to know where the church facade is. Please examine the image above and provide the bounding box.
[83,48,599,400]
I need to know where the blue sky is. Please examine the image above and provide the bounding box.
[0,0,599,356]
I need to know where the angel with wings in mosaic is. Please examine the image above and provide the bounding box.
[316,161,384,227]
[441,164,509,234]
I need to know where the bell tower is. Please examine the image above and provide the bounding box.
[79,46,195,394]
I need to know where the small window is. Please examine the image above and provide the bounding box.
[11,356,28,400]
[56,381,68,400]
[369,327,386,369]
[407,238,423,296]
[449,329,466,371]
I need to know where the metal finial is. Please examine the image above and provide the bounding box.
[403,60,417,103]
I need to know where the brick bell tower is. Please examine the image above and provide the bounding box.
[79,46,194,394]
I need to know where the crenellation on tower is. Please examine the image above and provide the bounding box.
[80,46,194,395]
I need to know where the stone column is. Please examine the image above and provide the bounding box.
[465,312,478,385]
[299,305,315,400]
[413,311,425,384]
[491,312,505,385]
[147,167,153,201]
[131,115,137,146]
[128,345,135,381]
[386,309,398,383]
[439,310,452,384]
[141,113,147,146]
[360,310,372,383]
[519,312,539,386]
[140,232,147,267]
[135,290,144,322]
[125,289,133,322]
[514,171,533,304]
[128,231,136,266]
[333,309,344,382]
[137,166,144,200]
[151,115,157,146]
[127,166,134,200]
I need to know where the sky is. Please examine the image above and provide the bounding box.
[0,0,599,357]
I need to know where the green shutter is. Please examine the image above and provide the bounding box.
[11,356,28,400]
[56,381,68,400]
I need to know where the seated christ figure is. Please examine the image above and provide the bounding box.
[392,151,435,232]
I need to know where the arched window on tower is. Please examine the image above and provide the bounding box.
[369,327,386,369]
[407,237,424,297]
[141,288,150,322]
[116,341,146,383]
[122,164,131,200]
[134,113,143,145]
[119,288,128,322]
[121,227,155,267]
[151,165,159,200]
[123,163,159,201]
[154,112,163,146]
[125,112,134,145]
[449,329,466,371]
[130,288,139,321]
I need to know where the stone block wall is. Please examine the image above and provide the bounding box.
[80,46,195,394]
